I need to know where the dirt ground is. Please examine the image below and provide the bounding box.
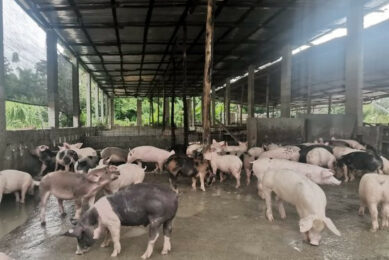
[1,173,388,260]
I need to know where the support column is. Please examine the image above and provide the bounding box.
[150,96,154,126]
[171,57,176,146]
[0,0,6,169]
[211,86,216,126]
[47,30,59,128]
[328,94,332,115]
[224,79,231,125]
[192,97,196,126]
[240,85,244,125]
[182,21,189,146]
[100,91,104,123]
[72,59,80,127]
[280,45,292,118]
[345,0,364,129]
[157,96,160,125]
[94,85,99,122]
[109,98,114,129]
[137,98,142,127]
[187,97,193,128]
[201,0,214,144]
[86,74,92,127]
[248,65,255,118]
[266,74,270,118]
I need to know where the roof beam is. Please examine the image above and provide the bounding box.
[110,0,125,92]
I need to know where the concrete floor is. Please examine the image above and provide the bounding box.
[0,173,389,259]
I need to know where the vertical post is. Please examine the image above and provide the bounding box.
[137,98,142,126]
[192,97,196,126]
[328,94,332,114]
[266,74,270,118]
[86,74,92,127]
[46,30,59,128]
[202,0,214,145]
[94,85,99,122]
[100,91,104,123]
[109,98,114,129]
[224,79,231,125]
[345,0,364,129]
[0,0,6,169]
[171,56,176,147]
[72,58,80,127]
[182,20,189,146]
[248,65,255,118]
[211,86,216,126]
[157,95,160,126]
[280,45,292,118]
[306,52,312,114]
[162,85,167,131]
[240,85,244,125]
[150,96,154,126]
[187,97,193,128]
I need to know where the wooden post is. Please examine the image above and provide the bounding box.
[280,45,292,118]
[110,98,114,129]
[183,20,189,146]
[266,74,270,118]
[224,79,231,125]
[137,98,142,126]
[72,58,80,127]
[150,96,154,126]
[100,90,104,123]
[162,85,167,131]
[86,74,92,127]
[240,85,244,125]
[94,85,99,122]
[192,97,196,126]
[47,30,59,128]
[248,65,255,118]
[202,0,215,145]
[0,0,6,169]
[328,94,332,114]
[171,56,176,147]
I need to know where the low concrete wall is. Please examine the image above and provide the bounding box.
[1,127,98,175]
[299,114,356,141]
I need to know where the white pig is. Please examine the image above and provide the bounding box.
[252,158,341,198]
[203,149,242,188]
[331,137,366,150]
[222,141,248,157]
[104,163,146,194]
[127,146,175,173]
[306,148,337,170]
[259,146,300,161]
[0,170,39,204]
[381,156,389,175]
[261,169,341,245]
[61,142,97,158]
[359,173,389,231]
[248,147,264,158]
[263,143,281,151]
[332,146,359,160]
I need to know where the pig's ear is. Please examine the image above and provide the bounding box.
[62,228,81,238]
[75,143,83,149]
[63,142,70,149]
[299,216,314,233]
[86,173,101,183]
[323,217,341,236]
[212,139,217,144]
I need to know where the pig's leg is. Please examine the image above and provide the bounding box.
[40,191,51,225]
[161,219,173,255]
[199,172,206,192]
[14,192,20,203]
[263,188,274,221]
[343,165,349,182]
[137,161,142,167]
[88,196,96,208]
[101,229,111,248]
[55,161,59,171]
[106,219,121,257]
[73,200,82,220]
[168,176,178,193]
[93,221,106,240]
[381,203,389,228]
[257,181,265,199]
[192,177,197,191]
[219,172,225,183]
[358,201,366,216]
[276,196,286,219]
[39,163,47,176]
[233,172,241,189]
[368,203,379,232]
[20,183,30,203]
[141,221,161,259]
[246,168,251,186]
[58,199,66,217]
[349,170,355,182]
[158,161,164,174]
[65,164,70,172]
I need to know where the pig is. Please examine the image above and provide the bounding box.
[332,146,359,160]
[359,173,389,231]
[222,141,248,157]
[55,149,79,172]
[74,156,100,174]
[100,147,128,165]
[261,169,341,245]
[331,137,366,150]
[0,170,39,205]
[327,139,351,147]
[252,158,341,198]
[243,153,255,185]
[298,145,333,163]
[104,163,146,194]
[127,146,175,173]
[259,146,301,162]
[203,148,242,188]
[63,183,178,258]
[61,142,97,158]
[336,152,383,182]
[31,145,56,177]
[305,148,337,170]
[247,147,264,158]
[186,140,225,158]
[164,154,212,192]
[263,143,281,151]
[381,156,389,175]
[39,166,120,225]
[0,253,13,260]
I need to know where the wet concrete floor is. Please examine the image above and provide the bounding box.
[1,173,389,259]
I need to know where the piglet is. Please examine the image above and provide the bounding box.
[31,145,56,176]
[104,163,146,194]
[259,146,301,161]
[247,147,264,158]
[63,183,178,259]
[101,147,128,165]
[222,141,248,157]
[0,170,39,205]
[55,149,79,172]
[359,173,389,231]
[127,146,175,173]
[39,166,119,225]
[305,148,336,170]
[61,142,97,158]
[261,169,341,245]
[331,137,366,150]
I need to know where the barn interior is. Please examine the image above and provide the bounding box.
[1,0,389,259]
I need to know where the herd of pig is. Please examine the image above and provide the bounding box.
[1,137,389,258]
